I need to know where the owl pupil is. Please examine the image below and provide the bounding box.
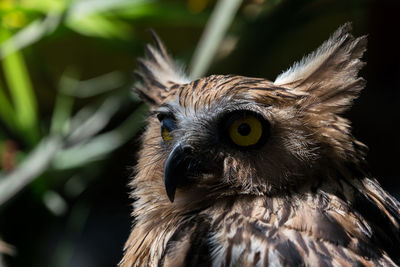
[238,123,251,136]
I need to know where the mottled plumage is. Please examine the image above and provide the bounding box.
[120,24,400,266]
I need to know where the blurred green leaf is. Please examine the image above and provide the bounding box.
[66,14,131,39]
[1,9,29,30]
[0,13,62,60]
[50,74,78,135]
[116,2,209,25]
[42,190,68,216]
[64,174,87,198]
[51,71,127,134]
[190,0,242,78]
[63,71,125,98]
[20,0,66,13]
[66,92,129,145]
[0,29,39,145]
[52,103,148,170]
[0,136,62,206]
[0,81,17,132]
[67,0,152,18]
[64,0,155,39]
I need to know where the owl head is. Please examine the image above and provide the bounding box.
[133,23,367,204]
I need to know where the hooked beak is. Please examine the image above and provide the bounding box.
[163,143,192,202]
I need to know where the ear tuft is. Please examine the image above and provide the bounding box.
[134,30,189,105]
[274,23,367,113]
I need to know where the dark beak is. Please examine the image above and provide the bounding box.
[163,143,192,202]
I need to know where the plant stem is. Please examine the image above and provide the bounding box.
[189,0,242,79]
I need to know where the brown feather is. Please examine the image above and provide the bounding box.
[121,24,400,266]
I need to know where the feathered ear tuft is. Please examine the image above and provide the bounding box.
[134,30,189,106]
[274,23,367,114]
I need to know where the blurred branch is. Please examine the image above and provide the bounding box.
[53,103,147,170]
[63,71,125,98]
[65,93,128,146]
[50,73,79,136]
[0,12,62,59]
[51,71,125,135]
[0,136,63,207]
[0,93,145,207]
[189,0,242,79]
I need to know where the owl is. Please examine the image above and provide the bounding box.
[120,23,400,266]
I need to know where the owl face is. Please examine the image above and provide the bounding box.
[135,24,367,203]
[145,75,321,202]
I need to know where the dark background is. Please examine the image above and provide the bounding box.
[0,0,399,266]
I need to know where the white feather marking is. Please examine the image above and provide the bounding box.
[274,23,352,87]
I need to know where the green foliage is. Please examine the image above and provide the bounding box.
[1,29,39,146]
[1,1,214,263]
[3,0,382,266]
[0,0,214,206]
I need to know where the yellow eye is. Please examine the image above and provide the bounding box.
[161,127,173,143]
[160,117,176,144]
[229,115,263,147]
[223,111,270,148]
